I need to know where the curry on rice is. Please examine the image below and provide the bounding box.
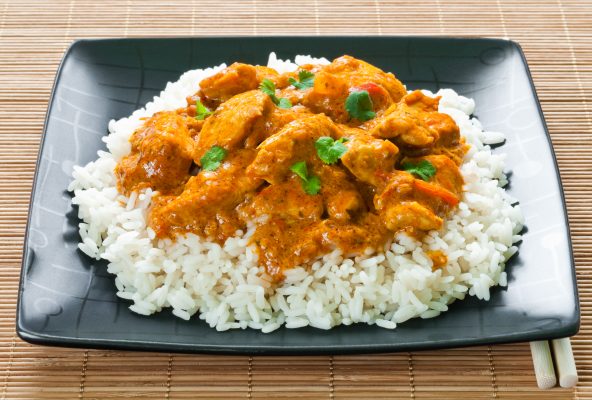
[114,55,468,281]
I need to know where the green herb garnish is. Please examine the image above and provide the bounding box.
[288,70,315,90]
[200,145,227,171]
[290,161,321,195]
[260,78,292,109]
[277,97,292,109]
[314,136,349,165]
[195,100,212,120]
[345,90,376,121]
[402,160,437,181]
[259,78,277,98]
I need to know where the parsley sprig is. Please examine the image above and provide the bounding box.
[314,136,349,165]
[289,70,315,90]
[290,161,321,195]
[260,79,292,109]
[345,90,376,122]
[402,160,437,181]
[195,100,212,120]
[200,145,227,171]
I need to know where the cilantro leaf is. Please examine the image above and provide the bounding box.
[259,78,276,98]
[195,100,212,120]
[290,161,308,180]
[200,145,227,171]
[277,97,293,109]
[345,90,376,122]
[259,78,292,109]
[314,136,349,164]
[302,175,321,195]
[402,160,437,181]
[289,70,315,90]
[290,161,321,195]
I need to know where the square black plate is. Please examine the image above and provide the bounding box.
[17,37,579,355]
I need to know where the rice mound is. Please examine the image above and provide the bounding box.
[68,53,524,332]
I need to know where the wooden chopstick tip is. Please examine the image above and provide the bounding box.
[530,341,557,390]
[551,338,578,388]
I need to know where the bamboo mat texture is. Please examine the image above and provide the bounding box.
[0,0,591,399]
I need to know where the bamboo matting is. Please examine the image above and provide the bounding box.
[0,0,591,399]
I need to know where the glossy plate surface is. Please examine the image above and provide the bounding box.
[17,37,579,354]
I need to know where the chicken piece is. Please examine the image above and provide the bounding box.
[199,63,282,107]
[128,111,194,150]
[149,149,263,241]
[194,90,272,161]
[322,56,406,101]
[366,104,435,147]
[303,55,407,123]
[374,154,464,233]
[245,176,324,221]
[401,155,463,217]
[115,111,195,195]
[403,90,439,112]
[304,71,350,122]
[373,171,443,232]
[339,128,399,187]
[404,155,464,197]
[430,142,468,166]
[405,91,461,150]
[250,218,328,281]
[420,107,466,164]
[366,90,460,151]
[275,64,323,105]
[245,104,312,149]
[254,65,285,87]
[322,213,390,255]
[199,63,258,104]
[381,201,444,232]
[247,114,342,184]
[318,165,366,221]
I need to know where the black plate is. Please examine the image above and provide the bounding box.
[17,37,579,355]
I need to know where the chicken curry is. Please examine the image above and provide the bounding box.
[115,56,467,281]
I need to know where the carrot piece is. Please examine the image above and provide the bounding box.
[413,179,460,207]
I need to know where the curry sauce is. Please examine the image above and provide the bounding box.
[115,55,467,281]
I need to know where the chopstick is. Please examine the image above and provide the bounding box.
[530,341,557,389]
[529,338,578,390]
[551,338,578,388]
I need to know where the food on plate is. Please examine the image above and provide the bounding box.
[70,53,523,332]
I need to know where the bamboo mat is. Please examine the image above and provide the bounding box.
[0,0,591,399]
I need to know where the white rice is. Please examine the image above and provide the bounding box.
[68,53,524,332]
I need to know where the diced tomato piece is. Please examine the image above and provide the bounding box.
[355,82,385,97]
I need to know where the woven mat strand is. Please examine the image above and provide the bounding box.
[0,0,591,399]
